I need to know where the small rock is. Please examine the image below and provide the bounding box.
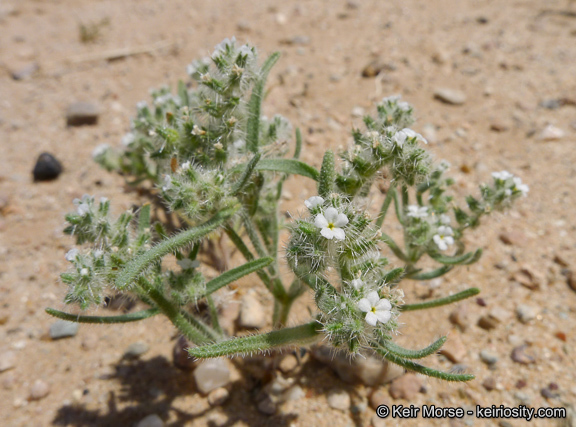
[238,291,266,329]
[346,0,360,9]
[33,152,63,182]
[439,333,467,363]
[351,106,365,118]
[511,266,543,290]
[511,345,535,365]
[477,307,511,331]
[256,395,276,415]
[369,388,390,409]
[266,374,295,399]
[433,88,467,105]
[173,336,198,371]
[2,371,17,390]
[282,385,305,402]
[66,102,100,126]
[499,230,527,246]
[389,373,423,400]
[278,354,298,374]
[567,272,576,293]
[0,351,16,372]
[193,359,231,394]
[479,350,499,365]
[541,384,560,399]
[421,124,438,143]
[123,342,149,359]
[219,301,240,335]
[516,304,538,324]
[514,391,531,405]
[482,377,497,391]
[539,99,562,110]
[554,331,567,342]
[280,35,310,46]
[208,387,229,406]
[361,61,395,78]
[11,62,38,81]
[49,320,79,339]
[449,304,470,331]
[553,254,569,268]
[136,414,164,427]
[327,389,351,411]
[29,379,50,400]
[539,125,564,141]
[236,20,251,32]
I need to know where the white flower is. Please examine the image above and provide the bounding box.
[392,130,407,148]
[192,125,205,136]
[512,177,529,197]
[397,101,410,112]
[214,142,223,150]
[77,201,90,216]
[492,170,513,181]
[407,205,428,218]
[212,37,236,58]
[80,268,90,277]
[314,207,348,240]
[433,226,454,251]
[382,95,401,104]
[136,101,148,111]
[92,144,109,159]
[351,278,364,290]
[162,175,173,192]
[180,161,191,172]
[65,249,79,262]
[93,249,104,258]
[358,291,392,326]
[305,196,324,210]
[439,214,451,225]
[402,128,427,144]
[121,133,136,147]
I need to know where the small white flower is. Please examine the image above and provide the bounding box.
[93,249,104,258]
[393,130,407,148]
[192,125,206,136]
[433,226,454,251]
[92,144,109,159]
[65,249,79,262]
[382,95,401,104]
[439,214,451,225]
[305,196,324,210]
[214,142,223,150]
[136,101,148,111]
[212,37,236,58]
[492,170,513,181]
[162,175,173,192]
[351,278,364,290]
[80,268,89,277]
[358,291,392,326]
[512,177,529,197]
[314,207,348,240]
[99,197,108,204]
[121,133,136,147]
[231,63,244,76]
[402,128,427,144]
[397,101,411,112]
[180,161,191,172]
[407,205,428,219]
[77,202,90,216]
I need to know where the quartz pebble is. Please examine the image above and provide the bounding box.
[193,359,231,394]
[208,387,230,406]
[49,320,79,339]
[278,354,298,373]
[539,124,564,141]
[516,304,538,324]
[238,291,266,329]
[433,88,467,105]
[327,389,351,411]
[389,373,423,400]
[136,414,164,427]
[29,379,50,400]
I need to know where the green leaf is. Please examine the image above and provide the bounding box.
[400,287,480,311]
[429,248,482,265]
[380,233,408,262]
[406,265,452,280]
[116,205,239,289]
[318,150,335,198]
[230,159,319,181]
[45,307,160,324]
[188,322,320,358]
[138,204,151,233]
[294,128,302,159]
[381,336,447,359]
[201,257,274,297]
[247,52,281,153]
[381,267,405,284]
[232,152,261,195]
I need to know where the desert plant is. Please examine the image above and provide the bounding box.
[47,37,528,382]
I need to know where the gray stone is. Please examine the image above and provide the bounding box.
[49,320,79,339]
[389,373,423,400]
[282,385,305,402]
[0,351,16,372]
[29,379,50,400]
[433,88,467,105]
[327,389,351,411]
[257,395,277,415]
[516,304,538,324]
[66,102,100,126]
[136,414,164,427]
[124,342,149,358]
[11,62,38,80]
[479,349,499,365]
[193,359,231,394]
[238,291,266,329]
[513,391,531,405]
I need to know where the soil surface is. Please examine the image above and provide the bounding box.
[1,1,576,426]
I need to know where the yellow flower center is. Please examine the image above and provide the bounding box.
[371,307,377,313]
[327,222,335,230]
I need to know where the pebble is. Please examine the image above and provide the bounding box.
[33,152,63,182]
[136,414,164,427]
[421,124,438,143]
[2,371,17,390]
[482,377,497,391]
[511,266,543,290]
[479,349,499,365]
[514,391,531,405]
[280,35,310,46]
[448,304,470,331]
[490,120,509,132]
[66,102,100,126]
[173,336,198,371]
[567,272,576,293]
[511,345,535,365]
[538,124,564,141]
[282,385,305,402]
[327,389,351,411]
[351,106,365,117]
[0,351,16,372]
[256,395,276,415]
[193,359,231,394]
[207,387,229,406]
[389,373,423,400]
[361,61,393,78]
[516,304,538,324]
[541,383,560,399]
[11,62,38,80]
[369,388,390,409]
[123,342,149,359]
[238,291,266,329]
[278,354,298,374]
[439,334,467,363]
[29,379,50,400]
[311,344,404,386]
[499,230,527,246]
[49,320,79,339]
[433,88,467,105]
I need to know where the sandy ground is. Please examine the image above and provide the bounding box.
[1,0,576,426]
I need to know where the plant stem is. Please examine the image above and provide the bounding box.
[376,183,396,228]
[400,287,480,311]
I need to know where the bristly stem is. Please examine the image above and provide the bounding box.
[400,287,480,311]
[376,183,397,228]
[45,307,160,324]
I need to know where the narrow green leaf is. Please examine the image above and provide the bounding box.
[381,337,446,359]
[138,204,151,233]
[376,184,396,228]
[380,233,408,262]
[116,205,239,289]
[406,265,452,280]
[429,248,483,265]
[318,150,335,198]
[400,287,480,311]
[188,321,320,358]
[45,307,159,324]
[294,127,302,159]
[230,159,319,181]
[381,267,405,285]
[232,153,261,195]
[202,257,274,297]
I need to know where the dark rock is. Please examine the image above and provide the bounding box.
[32,152,62,181]
[66,102,100,126]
